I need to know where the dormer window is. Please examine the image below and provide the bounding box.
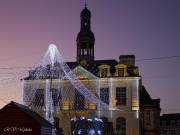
[115,64,127,77]
[118,68,124,77]
[101,68,108,77]
[98,64,111,78]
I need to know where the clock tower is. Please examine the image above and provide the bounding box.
[76,5,95,65]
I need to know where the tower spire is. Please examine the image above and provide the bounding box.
[85,0,87,8]
[76,5,95,65]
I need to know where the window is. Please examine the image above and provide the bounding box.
[63,101,70,110]
[88,103,96,110]
[99,64,111,78]
[74,90,84,110]
[81,49,83,55]
[115,64,127,77]
[84,49,88,55]
[118,68,124,77]
[170,120,176,126]
[100,88,109,104]
[145,112,151,126]
[52,89,61,107]
[116,117,126,135]
[116,87,126,105]
[101,68,108,77]
[34,89,44,106]
[177,120,180,127]
[162,120,166,126]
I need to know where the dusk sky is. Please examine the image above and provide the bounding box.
[0,0,180,114]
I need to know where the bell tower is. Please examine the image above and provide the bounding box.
[76,5,95,65]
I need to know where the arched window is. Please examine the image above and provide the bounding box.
[116,117,126,135]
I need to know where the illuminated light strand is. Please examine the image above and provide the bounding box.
[35,44,112,109]
[22,44,124,125]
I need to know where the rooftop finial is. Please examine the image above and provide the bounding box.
[85,0,87,8]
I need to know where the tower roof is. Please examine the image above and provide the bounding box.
[76,5,95,63]
[77,6,94,42]
[76,30,95,42]
[80,6,91,18]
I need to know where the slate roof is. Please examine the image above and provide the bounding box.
[66,61,78,69]
[67,59,139,77]
[140,86,160,108]
[23,58,140,80]
[1,101,52,127]
[67,59,118,77]
[72,65,98,79]
[161,113,180,120]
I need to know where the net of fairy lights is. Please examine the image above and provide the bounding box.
[22,44,117,122]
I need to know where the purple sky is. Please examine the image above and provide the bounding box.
[0,0,180,114]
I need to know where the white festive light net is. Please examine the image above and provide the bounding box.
[23,44,117,123]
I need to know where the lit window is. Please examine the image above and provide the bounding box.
[100,88,109,104]
[63,101,70,110]
[116,87,126,105]
[116,117,126,135]
[88,103,96,110]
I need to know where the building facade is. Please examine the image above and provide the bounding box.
[22,6,160,135]
[160,113,180,135]
[140,86,161,135]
